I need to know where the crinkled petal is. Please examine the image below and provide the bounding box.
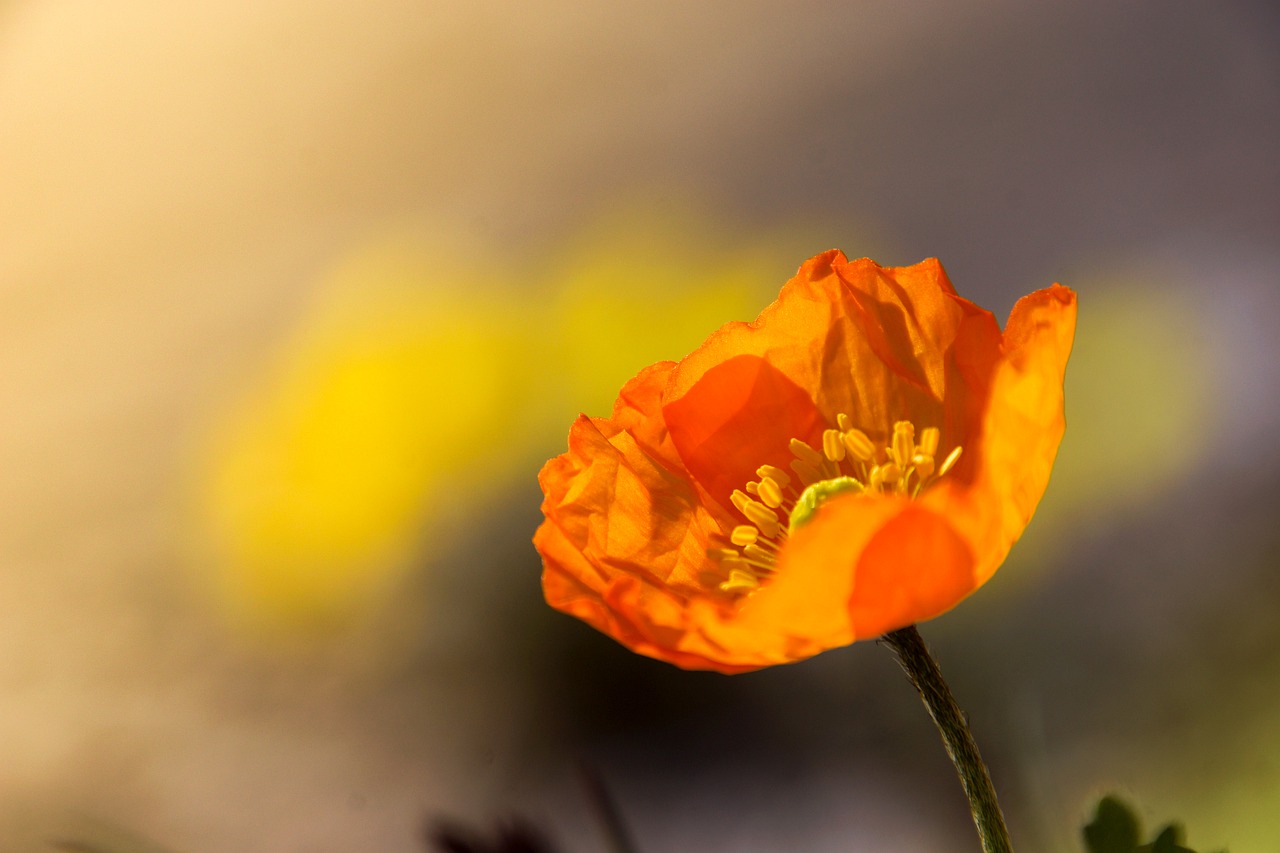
[536,366,745,670]
[662,354,826,511]
[609,359,684,470]
[664,252,1002,506]
[923,283,1077,585]
[828,256,1001,439]
[535,252,1076,675]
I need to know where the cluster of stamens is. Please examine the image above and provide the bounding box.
[709,415,963,595]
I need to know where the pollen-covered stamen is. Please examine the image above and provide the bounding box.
[713,415,963,595]
[918,427,940,458]
[842,428,876,464]
[788,437,823,466]
[715,475,790,593]
[822,429,846,463]
[720,569,760,593]
[757,465,791,488]
[891,421,915,468]
[742,544,776,567]
[938,446,963,477]
[707,544,775,576]
[741,499,782,539]
[757,477,786,509]
[913,453,935,480]
[875,461,902,486]
[789,459,824,488]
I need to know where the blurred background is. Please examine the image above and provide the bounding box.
[1,1,1277,850]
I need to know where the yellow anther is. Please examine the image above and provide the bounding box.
[918,427,940,457]
[912,454,935,479]
[789,458,824,487]
[758,477,785,508]
[757,465,791,489]
[892,421,915,467]
[742,498,774,520]
[822,428,847,462]
[938,446,963,477]
[743,500,781,537]
[719,569,760,594]
[789,438,824,467]
[716,416,960,596]
[842,429,876,462]
[869,466,885,490]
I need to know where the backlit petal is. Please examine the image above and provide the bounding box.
[535,252,1076,673]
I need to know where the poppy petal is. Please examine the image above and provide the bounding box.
[662,353,826,511]
[923,283,1077,585]
[730,494,910,655]
[535,253,1076,673]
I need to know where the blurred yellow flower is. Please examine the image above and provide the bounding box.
[194,204,840,634]
[197,235,523,630]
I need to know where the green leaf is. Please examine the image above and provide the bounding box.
[1138,822,1201,853]
[1084,796,1142,853]
[1084,795,1223,853]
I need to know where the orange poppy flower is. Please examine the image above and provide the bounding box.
[534,251,1076,673]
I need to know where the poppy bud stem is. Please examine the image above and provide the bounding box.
[881,625,1013,853]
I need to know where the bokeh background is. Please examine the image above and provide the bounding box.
[2,1,1278,850]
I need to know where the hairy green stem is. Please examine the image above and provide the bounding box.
[882,625,1013,853]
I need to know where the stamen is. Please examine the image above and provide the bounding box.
[842,429,876,462]
[822,429,846,462]
[938,446,963,477]
[743,544,776,566]
[713,416,964,597]
[790,458,824,487]
[918,427,940,458]
[719,569,760,593]
[912,453,935,479]
[752,536,781,553]
[758,477,785,509]
[892,421,915,467]
[742,500,781,538]
[789,438,825,468]
[756,465,792,489]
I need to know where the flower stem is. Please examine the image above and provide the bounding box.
[881,625,1013,853]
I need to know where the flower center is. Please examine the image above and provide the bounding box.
[708,414,963,595]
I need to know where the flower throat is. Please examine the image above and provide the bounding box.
[709,416,962,594]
